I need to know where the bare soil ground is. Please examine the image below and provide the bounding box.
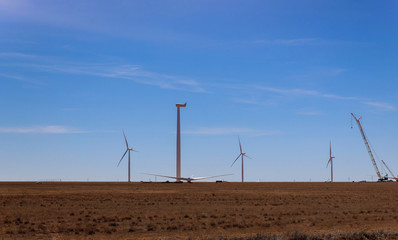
[1,182,398,239]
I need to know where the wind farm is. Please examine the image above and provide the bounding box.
[2,103,398,239]
[2,1,398,239]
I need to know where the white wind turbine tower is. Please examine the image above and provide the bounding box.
[117,130,137,182]
[231,136,251,182]
[326,141,335,182]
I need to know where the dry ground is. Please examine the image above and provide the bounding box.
[1,182,398,239]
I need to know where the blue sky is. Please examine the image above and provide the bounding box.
[0,0,397,182]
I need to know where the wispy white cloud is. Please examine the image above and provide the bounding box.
[254,86,359,100]
[296,111,323,116]
[0,73,42,85]
[254,38,320,46]
[0,0,28,15]
[234,85,395,111]
[252,38,368,47]
[363,101,396,111]
[0,1,195,44]
[233,98,262,105]
[0,126,86,134]
[0,52,205,92]
[321,94,359,100]
[256,86,319,96]
[41,63,206,92]
[0,73,25,81]
[291,68,347,80]
[328,68,347,76]
[183,127,281,136]
[0,52,38,59]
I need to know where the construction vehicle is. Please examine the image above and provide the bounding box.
[351,113,388,182]
[381,160,398,181]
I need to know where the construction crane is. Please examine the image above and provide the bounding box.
[381,160,398,181]
[351,113,388,181]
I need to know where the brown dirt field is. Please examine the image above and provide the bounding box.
[1,182,398,239]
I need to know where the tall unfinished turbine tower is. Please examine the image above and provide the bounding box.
[176,102,187,182]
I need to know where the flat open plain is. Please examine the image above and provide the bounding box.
[1,182,398,239]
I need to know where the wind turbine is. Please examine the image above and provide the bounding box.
[326,141,335,182]
[117,130,137,182]
[231,136,251,182]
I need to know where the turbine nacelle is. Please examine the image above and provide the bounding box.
[176,102,187,107]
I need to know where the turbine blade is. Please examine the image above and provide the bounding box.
[123,130,129,148]
[244,154,252,159]
[238,136,242,154]
[142,173,181,180]
[191,174,234,180]
[326,159,331,168]
[117,150,128,167]
[231,154,242,167]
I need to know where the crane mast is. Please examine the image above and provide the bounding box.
[351,113,386,181]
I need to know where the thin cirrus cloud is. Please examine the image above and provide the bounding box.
[296,111,324,116]
[0,126,86,134]
[363,101,396,111]
[253,38,320,46]
[254,86,359,100]
[0,1,197,43]
[233,98,262,105]
[0,52,38,59]
[236,85,395,111]
[38,63,206,92]
[183,127,281,137]
[0,73,43,85]
[0,52,206,92]
[252,38,368,47]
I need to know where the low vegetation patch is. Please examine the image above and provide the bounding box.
[208,230,398,240]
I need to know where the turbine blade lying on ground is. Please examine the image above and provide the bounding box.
[117,150,128,167]
[142,173,181,180]
[231,154,242,167]
[190,174,234,180]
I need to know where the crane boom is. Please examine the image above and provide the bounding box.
[351,113,383,180]
[382,160,397,179]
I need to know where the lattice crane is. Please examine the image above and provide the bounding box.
[351,113,388,181]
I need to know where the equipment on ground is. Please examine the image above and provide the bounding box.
[381,160,398,181]
[142,173,233,183]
